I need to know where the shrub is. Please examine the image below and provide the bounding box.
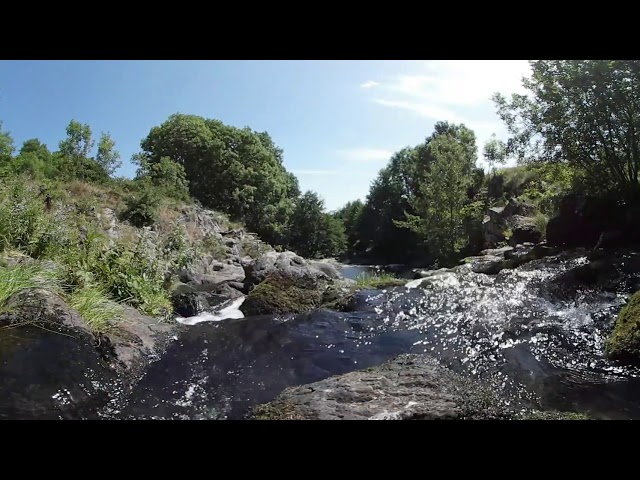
[120,183,159,227]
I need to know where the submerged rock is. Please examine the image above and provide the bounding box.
[251,354,513,420]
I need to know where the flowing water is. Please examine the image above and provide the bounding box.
[4,251,640,419]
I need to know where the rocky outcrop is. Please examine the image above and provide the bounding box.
[0,288,175,375]
[466,243,557,275]
[545,194,640,249]
[251,354,513,420]
[239,252,357,315]
[509,216,542,246]
[242,251,330,289]
[483,199,542,248]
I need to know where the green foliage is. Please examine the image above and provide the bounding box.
[333,200,365,250]
[396,131,477,263]
[605,291,640,364]
[353,272,406,290]
[140,114,298,245]
[0,180,72,259]
[201,233,228,261]
[135,155,190,201]
[88,240,171,317]
[0,262,62,307]
[533,213,549,239]
[95,132,122,176]
[286,191,346,258]
[67,284,124,332]
[494,60,640,199]
[483,133,507,175]
[0,121,15,159]
[120,182,160,227]
[240,236,271,259]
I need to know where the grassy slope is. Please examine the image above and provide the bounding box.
[0,176,254,333]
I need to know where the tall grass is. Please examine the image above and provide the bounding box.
[0,262,63,306]
[67,285,124,332]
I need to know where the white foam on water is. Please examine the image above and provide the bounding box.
[176,297,246,325]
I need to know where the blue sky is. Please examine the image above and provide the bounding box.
[0,60,531,211]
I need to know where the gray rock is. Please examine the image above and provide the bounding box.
[251,354,511,420]
[509,216,542,246]
[470,255,506,275]
[178,263,245,286]
[243,251,330,289]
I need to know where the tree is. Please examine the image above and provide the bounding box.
[59,120,94,160]
[135,155,190,201]
[286,191,345,258]
[396,133,477,262]
[19,138,52,162]
[96,132,122,176]
[483,133,507,176]
[140,113,299,245]
[0,121,15,158]
[494,60,640,199]
[334,199,364,249]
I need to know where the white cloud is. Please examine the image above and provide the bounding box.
[291,169,341,176]
[362,60,532,168]
[360,80,379,89]
[336,147,394,163]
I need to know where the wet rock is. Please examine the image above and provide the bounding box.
[606,290,640,365]
[595,230,624,249]
[0,288,176,409]
[251,354,512,420]
[172,291,208,318]
[471,255,506,275]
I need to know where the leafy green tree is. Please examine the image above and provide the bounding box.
[483,133,507,176]
[334,199,364,248]
[19,139,52,162]
[135,155,190,201]
[494,60,640,198]
[96,132,122,176]
[59,120,94,160]
[0,121,15,158]
[287,191,345,258]
[140,113,299,245]
[396,133,477,262]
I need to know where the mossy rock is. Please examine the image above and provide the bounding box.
[605,291,640,364]
[251,400,304,420]
[322,292,358,312]
[517,410,592,420]
[240,273,326,316]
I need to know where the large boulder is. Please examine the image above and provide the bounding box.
[240,272,329,316]
[251,354,512,420]
[0,288,176,419]
[509,216,542,246]
[546,195,627,249]
[242,251,330,289]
